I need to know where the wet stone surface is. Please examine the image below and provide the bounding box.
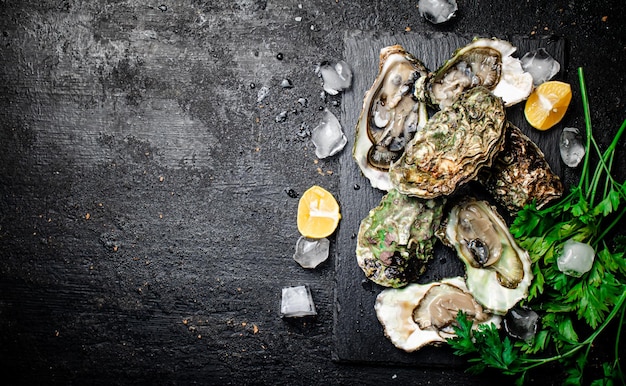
[0,0,624,385]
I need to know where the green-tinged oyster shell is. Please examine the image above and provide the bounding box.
[356,189,445,288]
[478,123,564,213]
[389,86,507,198]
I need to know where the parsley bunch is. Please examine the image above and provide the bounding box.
[447,68,626,385]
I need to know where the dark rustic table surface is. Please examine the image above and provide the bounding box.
[1,1,624,385]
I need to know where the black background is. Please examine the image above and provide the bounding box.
[1,1,624,384]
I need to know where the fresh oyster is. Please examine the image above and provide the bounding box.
[356,189,444,288]
[415,37,533,108]
[375,276,501,352]
[438,198,532,315]
[479,123,564,213]
[389,86,506,198]
[354,45,430,191]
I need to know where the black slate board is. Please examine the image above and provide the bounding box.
[333,32,567,365]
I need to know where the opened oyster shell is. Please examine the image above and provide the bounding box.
[479,123,564,213]
[356,189,444,288]
[415,37,533,108]
[353,45,429,191]
[438,198,532,315]
[375,276,501,352]
[389,86,506,198]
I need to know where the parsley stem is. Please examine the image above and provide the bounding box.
[577,67,593,195]
[520,288,626,370]
[614,299,626,384]
[595,206,626,246]
[577,67,626,205]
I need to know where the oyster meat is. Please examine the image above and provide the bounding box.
[356,189,444,288]
[389,86,506,198]
[479,123,564,213]
[438,198,532,315]
[375,276,501,352]
[353,45,429,191]
[415,37,533,108]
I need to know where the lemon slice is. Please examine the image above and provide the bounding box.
[524,81,572,131]
[297,185,341,239]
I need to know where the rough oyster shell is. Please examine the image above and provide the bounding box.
[353,45,429,191]
[389,86,506,198]
[415,37,533,109]
[479,123,564,213]
[437,198,532,315]
[356,189,444,288]
[375,276,501,352]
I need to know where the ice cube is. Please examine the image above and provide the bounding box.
[418,0,458,24]
[316,60,352,95]
[275,110,288,123]
[280,285,317,317]
[504,307,539,341]
[557,239,595,277]
[257,86,270,102]
[293,236,330,269]
[520,48,560,86]
[560,127,586,167]
[310,109,347,158]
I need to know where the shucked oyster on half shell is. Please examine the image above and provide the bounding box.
[356,189,445,288]
[353,45,430,191]
[375,276,501,352]
[415,37,533,109]
[479,123,564,213]
[437,198,532,315]
[389,86,507,198]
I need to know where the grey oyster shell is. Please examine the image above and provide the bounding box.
[356,189,445,288]
[479,123,564,213]
[437,198,532,315]
[375,276,500,352]
[389,86,506,198]
[415,37,533,109]
[353,45,430,191]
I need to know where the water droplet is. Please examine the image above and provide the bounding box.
[285,188,299,198]
[275,111,288,123]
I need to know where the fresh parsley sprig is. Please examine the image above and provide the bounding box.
[447,68,626,384]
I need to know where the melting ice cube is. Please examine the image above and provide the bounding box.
[560,127,586,167]
[418,0,458,24]
[520,48,560,86]
[293,236,330,269]
[557,239,595,277]
[256,86,270,102]
[504,307,539,341]
[280,285,317,317]
[316,60,352,95]
[311,109,347,159]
